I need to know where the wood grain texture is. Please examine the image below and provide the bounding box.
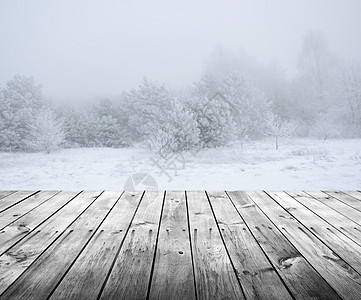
[0,191,38,213]
[0,191,16,200]
[49,191,142,300]
[187,191,245,300]
[99,190,165,300]
[227,190,341,300]
[149,191,196,300]
[0,191,80,255]
[208,190,293,300]
[287,191,361,245]
[0,191,118,300]
[0,190,360,300]
[305,190,361,225]
[0,190,59,229]
[325,191,361,212]
[247,191,361,300]
[268,191,361,274]
[343,191,361,200]
[0,191,101,295]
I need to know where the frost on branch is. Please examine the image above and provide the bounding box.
[264,113,298,149]
[25,110,65,153]
[310,110,342,140]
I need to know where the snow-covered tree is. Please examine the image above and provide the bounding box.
[264,61,295,120]
[0,75,44,151]
[336,63,361,136]
[201,44,265,93]
[94,115,129,147]
[57,99,131,148]
[297,32,336,114]
[57,106,91,147]
[195,72,271,140]
[147,99,200,153]
[188,94,236,148]
[92,98,131,147]
[124,78,199,152]
[310,110,342,140]
[25,109,65,153]
[264,113,298,149]
[123,78,174,142]
[223,74,271,139]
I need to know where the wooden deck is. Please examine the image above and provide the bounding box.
[0,191,361,299]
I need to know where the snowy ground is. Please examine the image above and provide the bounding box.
[0,138,360,190]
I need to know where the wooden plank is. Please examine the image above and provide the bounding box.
[0,191,119,300]
[305,191,361,225]
[186,191,245,300]
[99,191,165,300]
[0,191,80,255]
[0,191,16,200]
[148,191,196,300]
[343,191,361,200]
[268,191,361,274]
[208,191,293,300]
[324,191,361,212]
[0,191,102,295]
[49,191,142,300]
[247,191,361,300]
[287,191,361,245]
[227,191,341,300]
[0,191,60,229]
[0,191,38,213]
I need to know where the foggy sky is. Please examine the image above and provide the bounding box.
[1,0,361,100]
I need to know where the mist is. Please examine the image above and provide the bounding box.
[1,0,361,100]
[2,2,361,296]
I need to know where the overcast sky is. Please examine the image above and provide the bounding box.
[1,0,361,99]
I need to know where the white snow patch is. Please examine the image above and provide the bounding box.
[0,138,360,190]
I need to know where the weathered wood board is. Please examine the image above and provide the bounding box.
[0,190,360,300]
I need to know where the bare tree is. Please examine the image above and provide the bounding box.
[337,62,361,136]
[297,32,335,114]
[264,113,297,149]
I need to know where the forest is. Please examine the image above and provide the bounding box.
[1,32,360,154]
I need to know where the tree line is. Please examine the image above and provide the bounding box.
[0,32,360,153]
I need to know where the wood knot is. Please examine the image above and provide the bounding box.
[278,256,300,269]
[17,224,31,233]
[286,207,296,211]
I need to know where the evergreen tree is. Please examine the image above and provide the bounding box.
[188,94,236,148]
[0,75,44,151]
[195,72,271,140]
[123,77,174,142]
[58,106,90,147]
[95,115,129,147]
[124,78,199,152]
[147,99,200,153]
